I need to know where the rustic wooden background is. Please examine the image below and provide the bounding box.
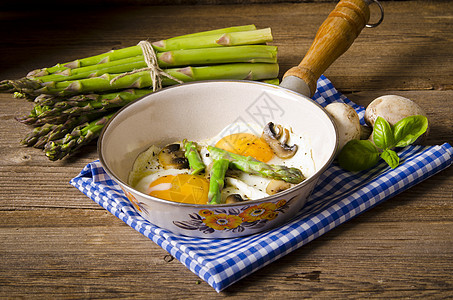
[0,0,452,298]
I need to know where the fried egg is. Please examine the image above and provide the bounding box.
[128,122,315,205]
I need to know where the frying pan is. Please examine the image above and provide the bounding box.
[98,0,383,238]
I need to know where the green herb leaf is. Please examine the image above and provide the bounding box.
[338,139,380,171]
[373,116,395,149]
[380,149,400,169]
[393,115,428,147]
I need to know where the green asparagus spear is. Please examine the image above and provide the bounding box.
[25,45,277,85]
[31,79,276,106]
[152,28,272,51]
[32,94,61,105]
[16,89,152,125]
[26,47,142,77]
[15,63,279,96]
[162,63,279,85]
[207,146,305,184]
[32,55,150,83]
[26,25,259,77]
[162,24,257,40]
[20,123,57,147]
[183,140,206,175]
[16,113,70,127]
[208,159,230,205]
[21,114,100,148]
[44,113,114,160]
[156,45,277,67]
[32,88,150,105]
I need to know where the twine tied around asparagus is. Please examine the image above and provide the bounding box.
[110,40,183,91]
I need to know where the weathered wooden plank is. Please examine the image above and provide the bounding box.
[0,208,451,298]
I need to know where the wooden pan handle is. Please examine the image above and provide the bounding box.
[283,0,370,97]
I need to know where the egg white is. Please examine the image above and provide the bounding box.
[200,122,264,147]
[128,145,162,187]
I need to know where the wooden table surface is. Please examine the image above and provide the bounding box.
[1,1,452,298]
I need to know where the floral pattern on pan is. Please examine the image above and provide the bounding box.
[173,197,294,234]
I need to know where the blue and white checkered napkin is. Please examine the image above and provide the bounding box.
[70,75,453,292]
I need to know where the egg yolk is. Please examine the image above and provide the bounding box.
[147,174,209,204]
[215,133,274,162]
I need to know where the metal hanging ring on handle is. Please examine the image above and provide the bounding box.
[365,0,384,28]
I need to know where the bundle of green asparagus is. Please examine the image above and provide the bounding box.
[1,25,279,160]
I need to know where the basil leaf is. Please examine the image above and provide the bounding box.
[338,140,380,171]
[373,116,395,149]
[380,149,400,169]
[393,115,428,147]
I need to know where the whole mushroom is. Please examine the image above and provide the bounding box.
[365,95,429,143]
[365,95,427,126]
[324,103,364,151]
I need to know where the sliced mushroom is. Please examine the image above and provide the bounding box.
[225,194,245,204]
[262,122,298,159]
[266,179,292,195]
[158,143,189,169]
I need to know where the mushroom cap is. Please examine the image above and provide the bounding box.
[365,95,427,127]
[365,95,429,144]
[325,103,361,151]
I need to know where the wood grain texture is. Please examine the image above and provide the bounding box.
[0,1,451,298]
